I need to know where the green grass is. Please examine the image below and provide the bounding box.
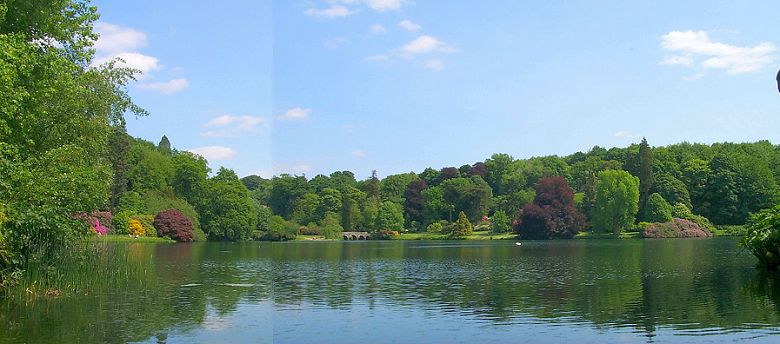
[395,231,517,240]
[92,234,174,243]
[575,231,641,239]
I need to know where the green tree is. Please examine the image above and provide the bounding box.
[158,135,172,155]
[269,174,309,219]
[199,168,257,241]
[451,211,473,238]
[374,201,404,232]
[592,170,639,235]
[637,138,655,219]
[644,193,672,223]
[171,151,209,205]
[491,210,510,233]
[380,172,418,204]
[651,173,691,209]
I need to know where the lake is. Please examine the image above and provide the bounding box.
[2,238,779,343]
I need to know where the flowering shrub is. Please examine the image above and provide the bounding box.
[375,230,398,239]
[153,209,194,242]
[128,219,145,236]
[642,218,712,238]
[73,211,114,234]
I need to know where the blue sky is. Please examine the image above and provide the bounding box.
[92,0,780,180]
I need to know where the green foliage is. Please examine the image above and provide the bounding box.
[643,193,673,223]
[375,201,404,232]
[451,211,473,238]
[261,215,297,241]
[426,222,444,233]
[491,210,510,233]
[380,172,418,204]
[671,202,716,232]
[199,168,257,241]
[741,205,780,270]
[319,212,344,239]
[592,170,639,235]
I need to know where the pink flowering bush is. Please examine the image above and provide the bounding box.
[642,218,713,238]
[73,211,113,235]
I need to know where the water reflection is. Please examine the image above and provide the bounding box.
[2,239,780,343]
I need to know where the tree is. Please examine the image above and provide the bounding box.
[644,193,672,223]
[366,170,380,199]
[514,177,584,239]
[441,176,493,223]
[269,174,309,219]
[317,188,342,219]
[0,0,145,274]
[438,167,460,184]
[404,179,428,228]
[158,135,172,155]
[637,138,654,218]
[199,168,257,241]
[451,211,473,238]
[741,205,780,270]
[108,125,130,211]
[491,210,510,233]
[380,173,418,204]
[651,173,691,209]
[485,153,514,195]
[591,170,639,235]
[153,209,194,242]
[374,201,404,232]
[171,152,209,205]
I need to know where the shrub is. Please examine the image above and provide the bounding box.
[642,218,713,238]
[671,203,716,232]
[451,211,473,238]
[740,205,780,270]
[644,193,673,223]
[153,209,194,242]
[375,230,399,240]
[515,177,584,239]
[426,222,444,233]
[128,219,145,236]
[73,211,114,234]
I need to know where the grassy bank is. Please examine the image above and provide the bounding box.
[395,231,518,240]
[574,231,641,239]
[91,235,175,244]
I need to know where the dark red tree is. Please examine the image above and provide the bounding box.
[403,179,428,226]
[470,162,488,178]
[513,176,584,239]
[438,167,460,183]
[153,209,194,242]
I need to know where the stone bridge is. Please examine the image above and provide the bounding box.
[342,231,371,240]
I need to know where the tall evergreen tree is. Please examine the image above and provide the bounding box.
[108,125,130,211]
[367,170,380,199]
[158,135,172,155]
[637,137,654,220]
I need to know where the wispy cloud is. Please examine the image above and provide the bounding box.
[187,146,237,161]
[399,19,421,32]
[365,0,406,12]
[277,108,311,121]
[614,131,641,140]
[304,5,353,19]
[370,24,387,35]
[202,114,266,138]
[660,30,776,74]
[137,78,189,94]
[400,35,458,56]
[351,149,366,157]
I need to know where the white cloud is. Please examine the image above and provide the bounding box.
[365,0,405,11]
[187,146,237,161]
[137,78,188,94]
[351,149,366,157]
[93,52,161,75]
[305,5,353,18]
[614,131,641,140]
[277,107,311,121]
[398,19,421,32]
[206,115,265,127]
[202,114,266,138]
[423,59,444,71]
[660,30,776,74]
[93,22,147,54]
[370,24,387,35]
[400,35,457,56]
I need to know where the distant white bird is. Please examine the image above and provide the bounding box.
[515,242,522,246]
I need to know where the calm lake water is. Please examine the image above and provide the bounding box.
[2,238,780,343]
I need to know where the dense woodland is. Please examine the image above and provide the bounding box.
[3,0,780,285]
